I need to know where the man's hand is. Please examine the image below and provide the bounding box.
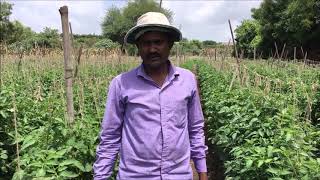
[198,172,208,180]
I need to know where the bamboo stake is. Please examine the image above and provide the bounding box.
[12,91,21,171]
[280,43,286,59]
[59,6,75,124]
[228,20,240,81]
[300,46,304,59]
[274,42,279,59]
[293,47,296,61]
[303,51,308,67]
[74,44,83,78]
[0,45,2,89]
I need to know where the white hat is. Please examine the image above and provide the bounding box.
[124,12,182,44]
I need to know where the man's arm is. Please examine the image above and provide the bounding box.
[188,74,208,179]
[93,78,124,180]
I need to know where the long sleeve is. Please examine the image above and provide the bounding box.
[93,77,124,180]
[188,74,208,173]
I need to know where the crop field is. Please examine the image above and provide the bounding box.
[1,51,319,179]
[184,58,320,179]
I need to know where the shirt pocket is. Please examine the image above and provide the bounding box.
[163,99,188,128]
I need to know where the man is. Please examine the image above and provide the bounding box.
[94,12,208,180]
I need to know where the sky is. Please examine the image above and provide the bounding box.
[8,0,262,43]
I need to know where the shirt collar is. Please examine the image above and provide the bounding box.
[136,60,180,81]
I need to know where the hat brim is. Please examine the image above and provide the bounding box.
[124,24,182,44]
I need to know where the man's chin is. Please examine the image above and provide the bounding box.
[144,60,166,68]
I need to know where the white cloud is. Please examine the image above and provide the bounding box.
[8,0,262,42]
[9,0,108,34]
[163,1,261,42]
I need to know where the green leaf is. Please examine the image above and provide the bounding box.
[60,159,85,171]
[257,160,264,167]
[245,159,253,168]
[36,168,46,177]
[12,170,24,180]
[279,169,291,175]
[56,149,67,156]
[232,133,237,140]
[59,170,79,178]
[21,138,36,151]
[267,168,278,174]
[84,163,93,172]
[285,133,292,141]
[0,111,8,118]
[1,153,8,159]
[267,146,274,157]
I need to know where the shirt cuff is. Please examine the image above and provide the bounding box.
[193,158,207,172]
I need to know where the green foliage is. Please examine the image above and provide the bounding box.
[8,27,60,53]
[74,34,102,48]
[173,39,204,56]
[1,57,135,179]
[183,59,320,179]
[37,27,61,48]
[202,40,218,48]
[237,0,320,60]
[101,0,172,45]
[0,1,13,43]
[235,20,261,58]
[94,38,120,49]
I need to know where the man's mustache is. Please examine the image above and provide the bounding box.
[147,53,161,59]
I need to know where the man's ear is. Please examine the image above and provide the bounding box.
[135,42,141,56]
[169,41,174,49]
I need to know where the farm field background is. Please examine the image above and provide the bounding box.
[1,0,320,179]
[1,51,319,179]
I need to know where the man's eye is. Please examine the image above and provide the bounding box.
[154,40,162,45]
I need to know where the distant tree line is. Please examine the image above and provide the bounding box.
[235,0,320,60]
[0,0,220,56]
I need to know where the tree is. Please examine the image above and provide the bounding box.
[235,19,261,58]
[94,38,120,49]
[203,40,217,48]
[0,2,13,43]
[251,0,320,59]
[37,27,60,48]
[101,0,172,46]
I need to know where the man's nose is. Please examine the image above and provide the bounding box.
[148,43,158,52]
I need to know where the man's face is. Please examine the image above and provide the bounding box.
[136,31,172,69]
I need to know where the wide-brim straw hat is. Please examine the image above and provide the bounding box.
[124,12,182,44]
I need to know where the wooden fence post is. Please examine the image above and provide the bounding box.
[274,42,279,59]
[228,19,240,81]
[59,6,75,124]
[293,47,296,62]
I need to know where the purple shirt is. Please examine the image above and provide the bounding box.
[94,61,207,180]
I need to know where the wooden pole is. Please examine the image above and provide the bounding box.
[274,42,280,59]
[300,46,305,59]
[69,22,75,55]
[12,91,20,172]
[303,51,308,67]
[228,20,239,60]
[294,47,296,62]
[280,43,286,59]
[160,0,162,8]
[0,44,3,90]
[59,6,75,124]
[214,48,217,61]
[74,44,83,78]
[228,19,240,80]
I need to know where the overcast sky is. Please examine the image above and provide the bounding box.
[8,0,262,42]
